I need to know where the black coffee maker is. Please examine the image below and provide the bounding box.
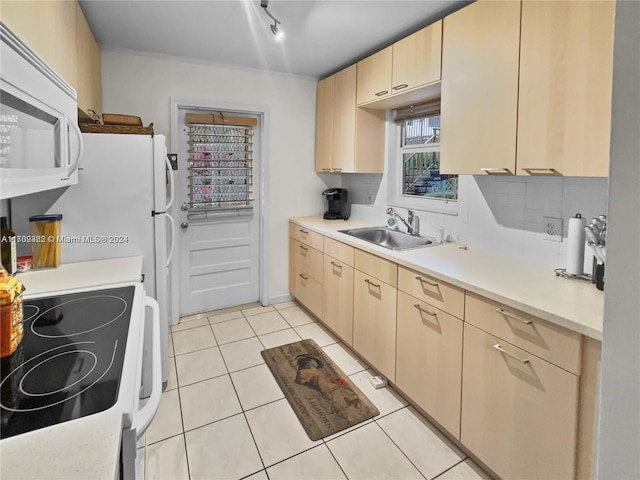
[322,188,350,220]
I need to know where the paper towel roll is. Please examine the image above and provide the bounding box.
[566,214,586,275]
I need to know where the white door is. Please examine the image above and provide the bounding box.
[177,108,261,315]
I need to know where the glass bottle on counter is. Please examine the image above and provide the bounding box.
[0,266,24,357]
[1,216,17,275]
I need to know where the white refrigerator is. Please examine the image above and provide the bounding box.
[12,133,176,387]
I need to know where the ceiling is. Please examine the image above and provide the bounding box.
[79,0,471,79]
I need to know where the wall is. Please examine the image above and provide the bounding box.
[595,1,640,477]
[343,151,608,274]
[100,50,332,303]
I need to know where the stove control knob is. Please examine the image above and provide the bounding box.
[181,222,189,230]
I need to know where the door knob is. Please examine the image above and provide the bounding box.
[181,222,189,229]
[180,202,189,212]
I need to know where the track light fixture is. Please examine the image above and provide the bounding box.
[260,0,284,40]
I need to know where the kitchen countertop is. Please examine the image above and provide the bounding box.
[291,216,604,340]
[0,406,122,480]
[17,256,144,297]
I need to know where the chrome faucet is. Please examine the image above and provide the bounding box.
[386,207,420,236]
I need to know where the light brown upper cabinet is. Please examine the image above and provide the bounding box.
[356,47,393,105]
[440,0,521,175]
[314,76,335,173]
[332,65,358,173]
[516,0,615,177]
[357,22,443,107]
[76,3,103,117]
[441,0,614,177]
[315,65,385,173]
[391,20,442,96]
[1,0,102,118]
[1,0,78,87]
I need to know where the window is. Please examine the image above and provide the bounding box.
[401,115,457,200]
[388,106,459,215]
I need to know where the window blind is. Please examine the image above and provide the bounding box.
[394,101,441,123]
[186,117,255,212]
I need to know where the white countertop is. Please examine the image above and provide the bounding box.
[17,256,143,297]
[291,216,604,340]
[0,406,122,480]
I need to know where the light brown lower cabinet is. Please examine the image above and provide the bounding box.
[396,291,463,438]
[292,267,323,320]
[461,323,579,480]
[323,255,354,345]
[353,269,397,382]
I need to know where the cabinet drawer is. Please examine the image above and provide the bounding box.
[462,323,578,480]
[294,267,323,320]
[289,223,324,250]
[323,255,354,345]
[465,292,582,374]
[354,249,397,287]
[397,266,464,319]
[323,237,354,267]
[396,291,463,437]
[353,269,397,381]
[290,239,323,283]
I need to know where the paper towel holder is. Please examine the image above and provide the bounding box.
[555,213,593,281]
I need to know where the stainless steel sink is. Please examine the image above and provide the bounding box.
[338,227,436,251]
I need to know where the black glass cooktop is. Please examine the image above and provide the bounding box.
[0,286,135,438]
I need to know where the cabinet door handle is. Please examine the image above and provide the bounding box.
[414,304,437,317]
[521,168,559,175]
[480,167,512,175]
[330,261,342,269]
[299,273,309,280]
[415,276,438,287]
[299,245,308,251]
[364,279,380,288]
[375,90,389,96]
[332,168,342,172]
[496,308,532,325]
[493,344,530,364]
[392,84,408,91]
[321,168,332,172]
[299,229,309,234]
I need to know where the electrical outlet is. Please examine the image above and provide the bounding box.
[543,216,563,242]
[366,192,374,205]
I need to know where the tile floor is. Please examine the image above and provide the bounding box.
[142,302,492,480]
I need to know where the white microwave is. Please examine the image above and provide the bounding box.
[0,23,83,199]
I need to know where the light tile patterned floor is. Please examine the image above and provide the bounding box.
[142,302,492,480]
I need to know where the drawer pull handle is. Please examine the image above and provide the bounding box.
[330,261,342,269]
[392,84,408,91]
[299,229,309,234]
[414,304,437,317]
[521,168,559,175]
[496,308,532,325]
[415,276,438,287]
[375,90,389,96]
[480,167,512,175]
[299,273,309,280]
[493,344,530,364]
[364,279,380,288]
[299,245,308,251]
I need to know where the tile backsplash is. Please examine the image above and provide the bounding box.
[343,174,608,272]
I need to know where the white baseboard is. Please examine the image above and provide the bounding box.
[269,293,293,305]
